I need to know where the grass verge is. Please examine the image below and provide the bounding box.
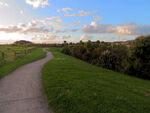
[0,48,46,79]
[42,48,150,113]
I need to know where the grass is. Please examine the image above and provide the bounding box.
[0,47,46,79]
[42,48,150,113]
[0,45,34,63]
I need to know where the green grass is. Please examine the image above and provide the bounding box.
[0,47,46,79]
[0,46,34,62]
[42,48,150,113]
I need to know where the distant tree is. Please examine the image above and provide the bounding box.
[80,40,83,45]
[63,41,68,46]
[96,40,100,44]
[69,42,73,45]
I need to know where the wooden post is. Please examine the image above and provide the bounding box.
[14,51,16,58]
[2,52,5,60]
[24,50,27,54]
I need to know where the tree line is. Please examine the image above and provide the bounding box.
[62,35,150,80]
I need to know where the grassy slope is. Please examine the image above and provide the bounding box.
[0,48,46,79]
[42,48,150,113]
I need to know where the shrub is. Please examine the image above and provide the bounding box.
[61,36,150,80]
[127,35,150,79]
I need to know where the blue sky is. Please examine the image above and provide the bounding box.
[0,0,150,44]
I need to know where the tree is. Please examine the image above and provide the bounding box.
[63,41,68,46]
[96,50,120,71]
[127,35,150,79]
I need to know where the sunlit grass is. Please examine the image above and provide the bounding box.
[0,47,46,79]
[0,46,34,62]
[42,48,150,113]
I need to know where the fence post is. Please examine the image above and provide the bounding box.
[2,52,5,60]
[24,50,27,54]
[14,51,16,58]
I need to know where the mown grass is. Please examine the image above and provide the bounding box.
[42,48,150,113]
[0,47,46,79]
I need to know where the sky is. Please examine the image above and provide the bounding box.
[0,0,150,44]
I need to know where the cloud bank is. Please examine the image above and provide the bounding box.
[0,21,49,34]
[82,22,150,35]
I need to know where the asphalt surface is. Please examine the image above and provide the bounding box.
[0,48,54,113]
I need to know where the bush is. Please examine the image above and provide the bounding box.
[61,36,150,80]
[127,35,150,79]
[61,47,71,55]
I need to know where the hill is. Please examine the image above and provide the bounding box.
[13,40,33,46]
[42,48,150,113]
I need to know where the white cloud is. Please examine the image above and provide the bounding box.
[63,34,71,39]
[18,23,26,28]
[62,8,73,12]
[23,26,49,34]
[55,29,68,33]
[82,21,115,34]
[40,16,65,29]
[20,10,24,15]
[0,25,22,33]
[78,10,99,16]
[57,8,76,16]
[72,21,82,25]
[25,0,49,8]
[82,22,150,35]
[43,16,63,23]
[57,8,99,17]
[45,34,57,40]
[0,21,49,34]
[65,13,76,16]
[80,34,93,40]
[0,2,8,7]
[116,23,150,35]
[57,8,73,13]
[71,29,79,32]
[32,33,57,40]
[56,8,61,13]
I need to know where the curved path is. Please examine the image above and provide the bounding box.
[0,48,54,113]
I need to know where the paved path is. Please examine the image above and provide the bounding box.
[0,48,54,113]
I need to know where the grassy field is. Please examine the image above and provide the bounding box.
[0,47,46,79]
[0,46,34,63]
[42,48,150,113]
